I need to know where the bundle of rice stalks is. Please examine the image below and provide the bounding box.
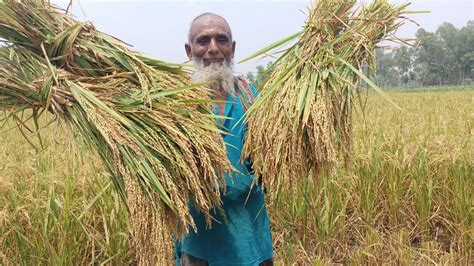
[242,0,414,194]
[0,0,231,263]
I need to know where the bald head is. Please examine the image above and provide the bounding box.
[188,13,232,43]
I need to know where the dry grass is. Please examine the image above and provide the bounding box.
[270,90,473,264]
[1,89,472,264]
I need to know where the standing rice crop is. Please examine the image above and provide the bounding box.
[0,0,231,263]
[242,0,414,195]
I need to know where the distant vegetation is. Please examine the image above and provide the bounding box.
[247,21,474,88]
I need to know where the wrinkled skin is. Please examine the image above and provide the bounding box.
[185,13,236,67]
[185,13,236,112]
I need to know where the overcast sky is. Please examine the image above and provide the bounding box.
[50,0,474,74]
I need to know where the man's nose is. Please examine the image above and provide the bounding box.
[208,39,219,54]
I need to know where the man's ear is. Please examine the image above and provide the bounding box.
[185,43,193,60]
[231,41,236,59]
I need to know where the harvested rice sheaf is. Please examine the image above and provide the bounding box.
[0,0,231,263]
[243,0,411,195]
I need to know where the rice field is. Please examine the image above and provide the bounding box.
[1,88,473,264]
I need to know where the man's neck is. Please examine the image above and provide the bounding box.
[211,84,228,101]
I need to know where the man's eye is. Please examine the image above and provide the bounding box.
[217,36,229,43]
[197,38,208,45]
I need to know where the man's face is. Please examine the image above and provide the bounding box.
[186,15,236,67]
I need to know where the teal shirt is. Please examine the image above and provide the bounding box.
[175,85,273,265]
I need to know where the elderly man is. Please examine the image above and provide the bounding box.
[174,13,273,266]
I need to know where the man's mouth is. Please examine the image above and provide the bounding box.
[204,59,224,63]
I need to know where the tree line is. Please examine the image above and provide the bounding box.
[247,21,474,88]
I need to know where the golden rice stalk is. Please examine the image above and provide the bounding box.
[0,0,231,263]
[242,0,411,195]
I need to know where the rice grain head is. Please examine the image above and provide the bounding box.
[243,0,410,197]
[0,0,233,262]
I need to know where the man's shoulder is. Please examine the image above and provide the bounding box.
[233,76,257,112]
[234,75,256,93]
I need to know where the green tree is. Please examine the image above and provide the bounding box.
[246,72,255,84]
[393,46,415,86]
[375,49,399,87]
[457,21,474,82]
[252,62,273,87]
[414,28,452,85]
[375,21,474,87]
[436,22,462,83]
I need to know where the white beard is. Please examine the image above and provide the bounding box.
[191,58,235,96]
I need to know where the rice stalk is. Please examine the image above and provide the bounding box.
[242,0,412,196]
[0,0,231,263]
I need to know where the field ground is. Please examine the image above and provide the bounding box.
[1,88,473,264]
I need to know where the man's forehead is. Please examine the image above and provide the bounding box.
[189,14,232,41]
